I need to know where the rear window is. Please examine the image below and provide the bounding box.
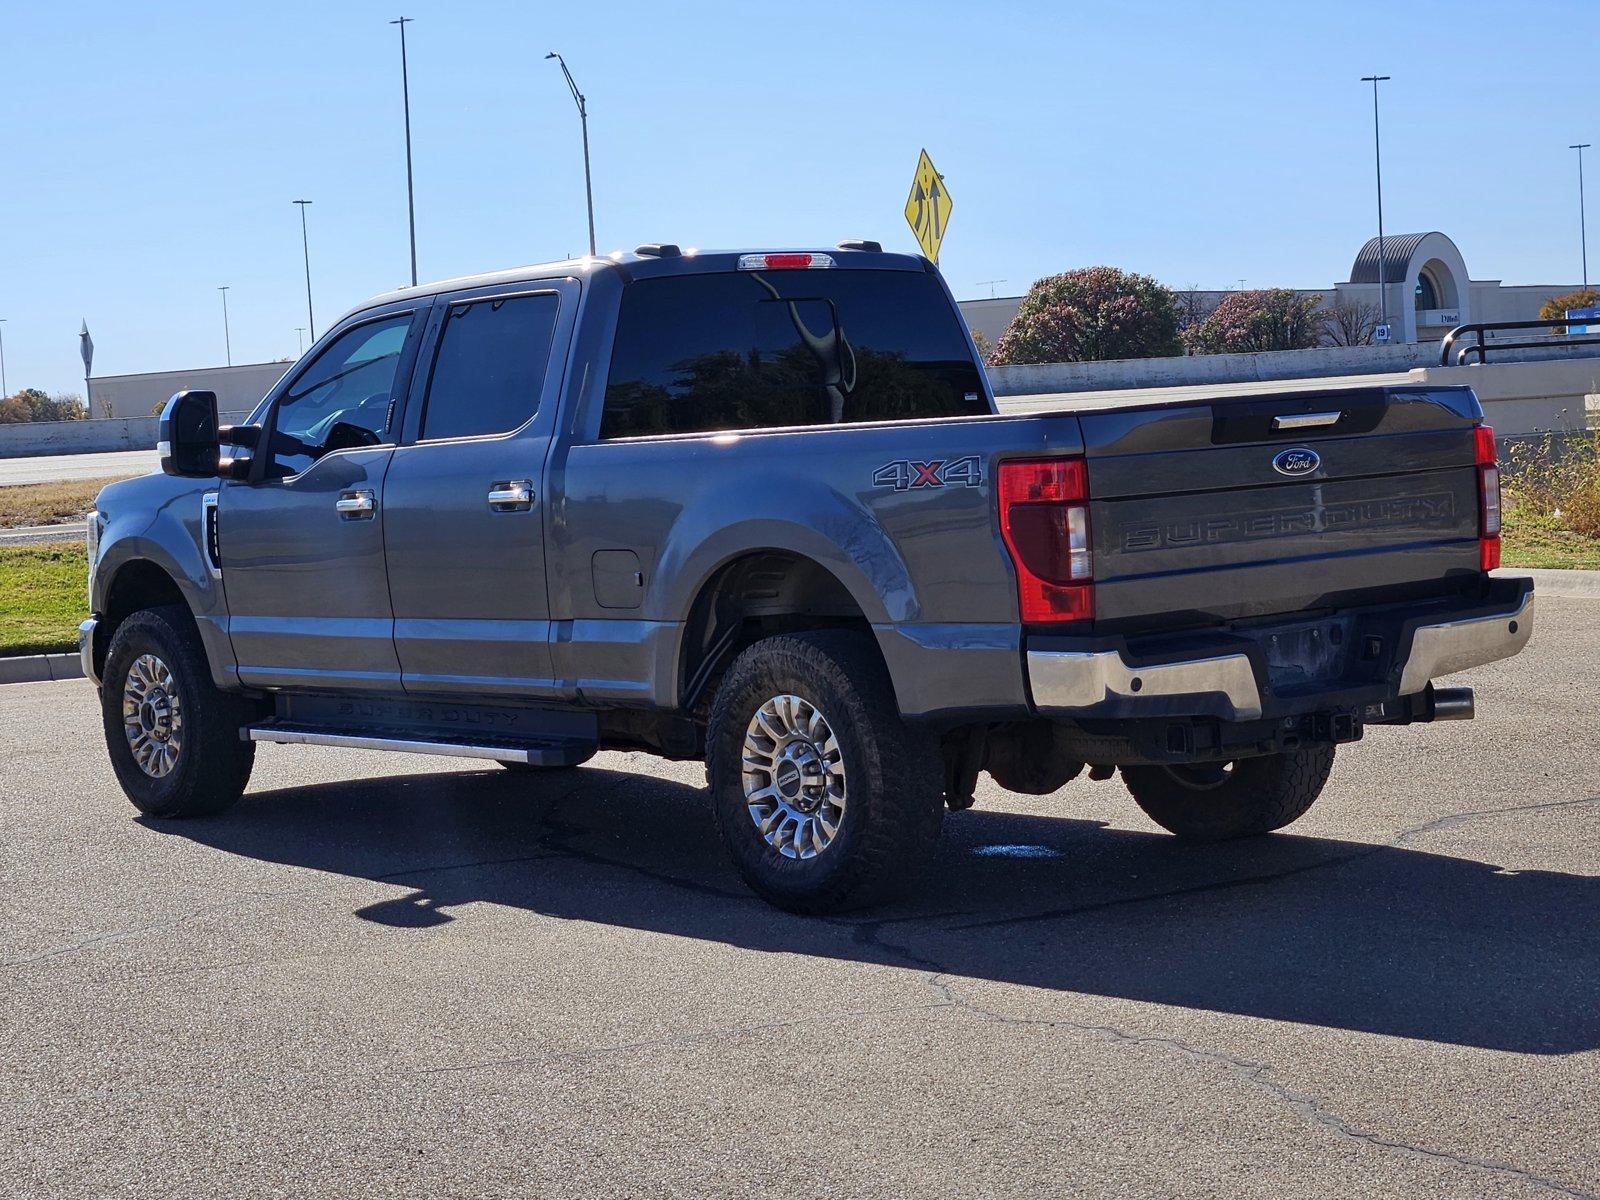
[600,269,987,438]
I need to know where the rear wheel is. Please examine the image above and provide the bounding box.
[101,605,256,818]
[707,630,944,914]
[1121,746,1335,841]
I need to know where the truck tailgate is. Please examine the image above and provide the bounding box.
[1082,386,1486,632]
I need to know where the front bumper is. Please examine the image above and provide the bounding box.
[1027,576,1534,723]
[79,617,100,688]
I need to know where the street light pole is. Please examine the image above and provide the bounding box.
[546,51,596,256]
[1361,75,1392,331]
[295,327,305,356]
[218,286,232,366]
[293,199,316,341]
[1571,143,1592,288]
[391,17,418,286]
[0,319,7,398]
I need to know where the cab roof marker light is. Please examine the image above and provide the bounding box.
[737,252,836,271]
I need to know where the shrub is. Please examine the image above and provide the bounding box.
[0,389,87,424]
[1183,289,1325,355]
[1503,428,1600,538]
[990,267,1182,365]
[1537,287,1600,335]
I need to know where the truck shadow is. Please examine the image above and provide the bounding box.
[153,765,1600,1055]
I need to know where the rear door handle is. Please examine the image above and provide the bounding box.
[487,479,535,512]
[336,489,376,519]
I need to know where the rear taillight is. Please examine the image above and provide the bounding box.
[998,457,1092,623]
[1475,425,1500,571]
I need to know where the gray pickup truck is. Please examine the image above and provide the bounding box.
[83,243,1534,912]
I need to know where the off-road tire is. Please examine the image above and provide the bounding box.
[101,605,256,818]
[1121,747,1335,841]
[707,630,944,914]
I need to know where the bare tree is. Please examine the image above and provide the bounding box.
[1176,284,1216,333]
[1324,298,1380,347]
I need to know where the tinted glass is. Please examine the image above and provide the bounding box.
[421,294,560,441]
[601,270,986,438]
[270,314,412,475]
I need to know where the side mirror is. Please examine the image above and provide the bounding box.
[159,390,221,478]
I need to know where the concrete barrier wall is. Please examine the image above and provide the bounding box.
[988,342,1600,399]
[0,411,253,458]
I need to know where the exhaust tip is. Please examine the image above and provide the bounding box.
[1431,686,1476,721]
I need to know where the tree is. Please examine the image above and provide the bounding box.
[969,328,994,365]
[1323,298,1380,347]
[1538,287,1600,335]
[0,388,87,424]
[990,267,1182,365]
[1175,284,1217,332]
[1183,289,1325,355]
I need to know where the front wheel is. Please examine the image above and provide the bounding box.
[707,630,944,914]
[101,605,256,818]
[1121,747,1335,841]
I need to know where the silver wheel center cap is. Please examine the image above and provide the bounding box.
[775,744,824,808]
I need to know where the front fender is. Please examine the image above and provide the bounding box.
[92,476,237,689]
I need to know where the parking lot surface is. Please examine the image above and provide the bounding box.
[2,597,1596,1198]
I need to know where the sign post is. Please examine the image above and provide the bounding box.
[904,149,953,264]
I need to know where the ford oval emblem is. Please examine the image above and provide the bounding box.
[1272,447,1321,477]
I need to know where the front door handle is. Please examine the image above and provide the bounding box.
[336,489,377,519]
[487,479,535,512]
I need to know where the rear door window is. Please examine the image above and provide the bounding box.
[601,270,986,438]
[420,293,561,441]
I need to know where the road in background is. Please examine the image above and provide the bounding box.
[0,449,157,486]
[3,601,1597,1198]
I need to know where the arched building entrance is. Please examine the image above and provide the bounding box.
[1346,232,1471,343]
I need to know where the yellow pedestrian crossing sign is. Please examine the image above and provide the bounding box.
[904,148,953,264]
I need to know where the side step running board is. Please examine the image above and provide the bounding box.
[243,721,594,767]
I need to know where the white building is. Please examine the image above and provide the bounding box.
[88,360,291,420]
[959,231,1586,350]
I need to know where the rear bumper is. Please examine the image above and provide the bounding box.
[1026,576,1534,722]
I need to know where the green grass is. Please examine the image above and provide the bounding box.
[0,541,87,656]
[1501,508,1600,570]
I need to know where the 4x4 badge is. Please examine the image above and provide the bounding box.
[872,456,983,491]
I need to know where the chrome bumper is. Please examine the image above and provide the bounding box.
[1028,648,1263,719]
[79,618,99,688]
[1027,587,1535,718]
[1397,588,1534,695]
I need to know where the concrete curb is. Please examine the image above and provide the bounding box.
[1497,568,1600,598]
[0,653,84,685]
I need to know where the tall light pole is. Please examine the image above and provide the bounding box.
[218,286,232,366]
[1571,143,1592,288]
[546,51,596,256]
[391,17,418,286]
[1361,75,1392,331]
[293,199,316,341]
[295,327,305,356]
[0,319,8,398]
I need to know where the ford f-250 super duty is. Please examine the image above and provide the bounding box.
[82,242,1534,912]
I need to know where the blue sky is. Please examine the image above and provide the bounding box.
[4,0,1597,397]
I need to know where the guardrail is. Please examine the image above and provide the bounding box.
[1439,318,1600,366]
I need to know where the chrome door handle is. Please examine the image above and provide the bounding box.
[487,479,535,512]
[1272,411,1343,430]
[336,489,376,519]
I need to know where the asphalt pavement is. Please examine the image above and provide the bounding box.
[2,599,1597,1198]
[0,448,157,486]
